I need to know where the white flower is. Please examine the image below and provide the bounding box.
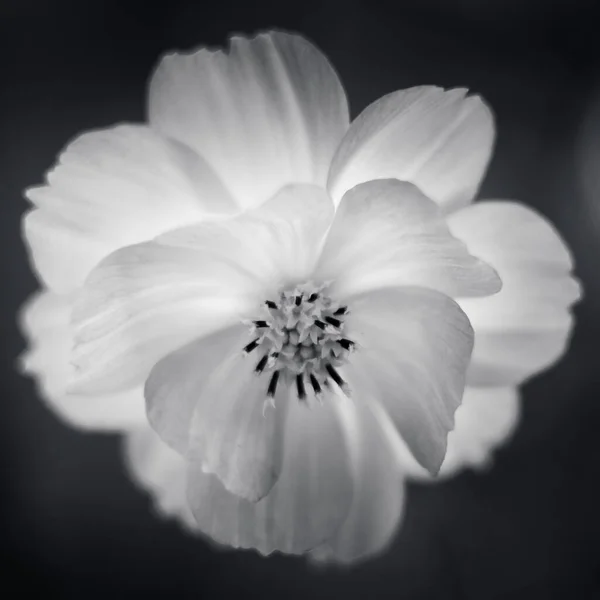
[19,31,581,565]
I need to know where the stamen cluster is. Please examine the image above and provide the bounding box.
[242,283,355,403]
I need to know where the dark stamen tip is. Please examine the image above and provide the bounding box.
[255,354,269,373]
[296,374,306,400]
[253,320,269,328]
[265,300,278,309]
[295,294,303,306]
[324,316,341,328]
[338,338,355,351]
[314,319,326,330]
[325,364,345,387]
[243,338,261,354]
[334,306,348,316]
[308,293,319,303]
[309,373,322,395]
[267,370,280,397]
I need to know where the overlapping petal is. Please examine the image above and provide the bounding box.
[448,202,582,386]
[149,31,349,209]
[68,184,334,395]
[186,389,354,555]
[441,386,520,476]
[128,396,404,562]
[309,399,405,564]
[124,427,196,530]
[147,325,288,501]
[327,86,494,210]
[315,179,501,300]
[68,239,258,395]
[144,325,245,454]
[18,292,146,431]
[396,386,521,479]
[343,286,474,474]
[23,124,236,293]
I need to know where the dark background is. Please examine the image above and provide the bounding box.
[2,0,600,598]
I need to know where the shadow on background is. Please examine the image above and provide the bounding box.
[1,0,600,598]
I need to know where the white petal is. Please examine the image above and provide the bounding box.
[249,184,335,281]
[147,325,287,501]
[23,124,236,293]
[18,292,146,431]
[398,386,521,480]
[157,183,334,285]
[189,356,288,502]
[123,427,196,530]
[344,286,474,474]
[69,242,259,395]
[148,31,349,209]
[315,179,500,300]
[448,201,582,386]
[144,325,245,454]
[309,399,405,565]
[442,386,520,476]
[327,86,494,209]
[69,183,334,395]
[187,390,353,555]
[127,399,400,562]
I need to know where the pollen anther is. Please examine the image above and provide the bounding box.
[242,283,355,402]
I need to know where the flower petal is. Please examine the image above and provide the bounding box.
[148,31,350,210]
[249,184,335,281]
[144,325,245,454]
[309,399,405,565]
[69,183,334,395]
[396,386,521,480]
[123,427,196,530]
[186,390,353,555]
[448,201,582,386]
[344,286,474,474]
[188,357,288,502]
[315,179,501,300]
[69,239,260,395]
[441,386,521,476]
[18,292,146,431]
[327,86,494,210]
[23,124,236,293]
[147,325,287,501]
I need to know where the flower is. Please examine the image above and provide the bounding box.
[19,30,581,565]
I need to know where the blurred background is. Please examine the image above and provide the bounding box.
[2,0,600,597]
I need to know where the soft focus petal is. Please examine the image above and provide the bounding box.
[23,124,236,293]
[187,390,353,555]
[448,202,582,386]
[149,31,349,209]
[153,183,333,288]
[145,325,243,454]
[248,184,334,281]
[68,239,258,395]
[69,183,335,394]
[397,386,521,480]
[344,286,473,474]
[310,398,405,565]
[123,427,196,530]
[315,179,501,300]
[131,389,404,563]
[18,292,146,431]
[441,386,521,476]
[147,325,287,501]
[327,86,494,210]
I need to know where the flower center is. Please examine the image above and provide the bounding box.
[241,283,355,404]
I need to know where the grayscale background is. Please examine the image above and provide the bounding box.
[2,0,600,598]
